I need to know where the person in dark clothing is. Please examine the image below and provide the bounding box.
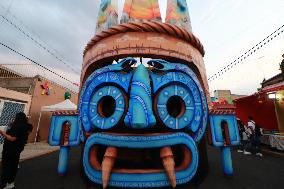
[252,124,263,157]
[0,112,33,189]
[237,119,247,152]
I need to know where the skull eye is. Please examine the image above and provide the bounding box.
[89,85,127,129]
[166,95,186,118]
[154,84,195,130]
[97,96,116,118]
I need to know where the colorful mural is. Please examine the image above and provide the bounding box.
[121,0,161,23]
[166,0,192,32]
[96,0,118,34]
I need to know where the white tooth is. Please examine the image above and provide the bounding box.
[102,147,117,189]
[160,147,176,188]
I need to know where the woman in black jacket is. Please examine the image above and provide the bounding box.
[0,112,33,189]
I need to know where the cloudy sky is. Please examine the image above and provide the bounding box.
[0,0,284,95]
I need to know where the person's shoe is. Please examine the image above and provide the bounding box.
[243,151,252,155]
[4,182,15,189]
[256,153,263,157]
[237,150,243,153]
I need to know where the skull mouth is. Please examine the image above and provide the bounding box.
[89,143,192,173]
[83,132,198,188]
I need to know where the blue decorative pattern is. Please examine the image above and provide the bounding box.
[89,85,126,129]
[208,113,240,176]
[74,58,211,187]
[124,64,156,128]
[149,60,208,141]
[79,59,134,132]
[209,115,240,147]
[83,133,198,188]
[221,147,233,176]
[156,84,196,130]
[58,146,69,175]
[48,115,80,146]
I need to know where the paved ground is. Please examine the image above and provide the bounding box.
[0,142,59,161]
[2,145,284,189]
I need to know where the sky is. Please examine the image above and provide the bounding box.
[0,0,284,95]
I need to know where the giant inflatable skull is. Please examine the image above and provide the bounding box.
[48,1,240,188]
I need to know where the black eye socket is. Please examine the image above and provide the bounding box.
[166,96,186,118]
[97,96,116,118]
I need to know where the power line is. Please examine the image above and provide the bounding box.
[0,3,72,65]
[0,13,80,74]
[208,24,284,82]
[0,41,77,86]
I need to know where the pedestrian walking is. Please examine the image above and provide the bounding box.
[0,112,33,189]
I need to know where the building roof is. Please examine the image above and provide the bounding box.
[262,81,284,93]
[261,73,282,88]
[0,65,22,78]
[41,99,77,112]
[209,103,236,115]
[0,64,79,93]
[52,110,78,116]
[209,109,236,115]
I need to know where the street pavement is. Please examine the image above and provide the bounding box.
[3,145,284,189]
[0,142,59,162]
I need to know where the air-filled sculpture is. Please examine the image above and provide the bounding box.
[48,0,239,188]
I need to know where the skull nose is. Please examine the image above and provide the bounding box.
[124,64,156,128]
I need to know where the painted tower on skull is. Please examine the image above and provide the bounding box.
[48,0,240,188]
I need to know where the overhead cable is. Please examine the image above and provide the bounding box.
[208,24,284,82]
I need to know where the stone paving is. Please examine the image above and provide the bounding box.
[0,142,59,161]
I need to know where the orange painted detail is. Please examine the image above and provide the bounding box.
[96,0,118,34]
[121,0,161,23]
[60,122,71,146]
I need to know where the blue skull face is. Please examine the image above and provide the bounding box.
[79,58,208,188]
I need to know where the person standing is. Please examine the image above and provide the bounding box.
[243,116,259,156]
[237,119,247,153]
[0,112,33,189]
[254,124,263,157]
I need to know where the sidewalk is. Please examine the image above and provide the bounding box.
[0,142,59,161]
